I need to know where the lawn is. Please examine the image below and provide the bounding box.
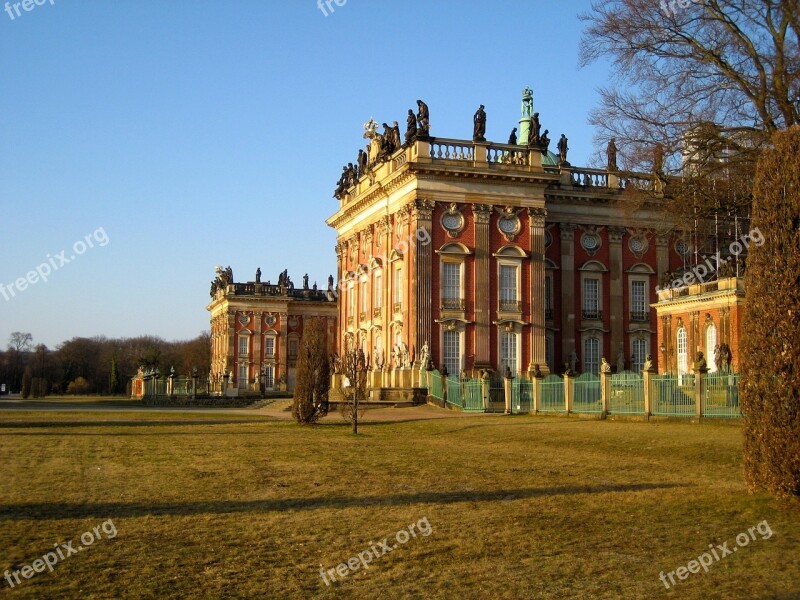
[0,410,798,599]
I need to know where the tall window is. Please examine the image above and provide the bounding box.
[500,330,518,374]
[443,330,460,376]
[374,272,382,309]
[706,324,717,372]
[632,338,647,372]
[500,265,518,308]
[238,336,249,356]
[584,337,600,374]
[583,278,600,319]
[545,335,554,371]
[545,275,553,319]
[360,280,367,314]
[263,365,274,389]
[677,328,688,379]
[265,337,275,357]
[348,284,355,320]
[288,338,299,362]
[442,262,460,301]
[394,267,403,307]
[631,280,647,320]
[238,365,248,389]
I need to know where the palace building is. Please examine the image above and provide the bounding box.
[207,267,337,395]
[326,90,745,389]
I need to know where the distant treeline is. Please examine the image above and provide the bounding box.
[0,331,211,396]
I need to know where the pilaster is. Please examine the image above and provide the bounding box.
[474,204,492,368]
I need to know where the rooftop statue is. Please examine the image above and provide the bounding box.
[521,86,533,118]
[557,134,569,165]
[607,138,618,171]
[540,129,550,153]
[529,113,541,146]
[473,105,486,142]
[405,109,417,145]
[416,99,430,137]
[507,128,517,145]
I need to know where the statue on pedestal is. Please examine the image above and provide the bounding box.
[255,268,261,284]
[473,105,486,142]
[529,113,541,146]
[557,134,569,164]
[601,357,612,374]
[508,128,517,145]
[416,99,430,137]
[569,350,579,373]
[405,109,417,145]
[521,86,533,118]
[606,138,618,171]
[303,274,309,290]
[540,129,550,153]
[643,354,654,372]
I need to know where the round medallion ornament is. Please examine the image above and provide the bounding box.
[499,216,519,234]
[675,240,690,256]
[238,314,250,326]
[581,233,600,252]
[629,237,647,255]
[442,213,462,231]
[441,204,465,238]
[265,314,276,327]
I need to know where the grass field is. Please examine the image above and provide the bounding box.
[0,410,798,599]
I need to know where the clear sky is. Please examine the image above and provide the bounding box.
[0,0,611,349]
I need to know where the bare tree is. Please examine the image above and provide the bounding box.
[292,318,331,424]
[580,0,799,225]
[339,348,369,434]
[7,332,33,393]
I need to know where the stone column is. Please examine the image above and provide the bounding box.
[474,205,493,369]
[608,226,626,359]
[504,374,513,415]
[528,207,548,375]
[564,371,574,413]
[377,215,392,388]
[642,368,654,417]
[532,372,543,413]
[559,224,577,367]
[412,199,435,367]
[600,371,611,417]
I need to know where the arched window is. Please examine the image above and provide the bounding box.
[677,327,688,379]
[706,323,717,372]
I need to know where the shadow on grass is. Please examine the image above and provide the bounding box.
[0,482,690,520]
[0,419,279,430]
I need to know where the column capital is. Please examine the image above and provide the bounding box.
[412,198,436,220]
[608,226,627,243]
[473,204,492,224]
[376,215,392,235]
[559,223,577,241]
[528,207,547,227]
[656,233,671,247]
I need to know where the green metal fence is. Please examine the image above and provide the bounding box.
[512,378,533,413]
[651,374,696,416]
[419,369,428,390]
[446,376,463,409]
[463,379,485,412]
[429,370,444,402]
[540,374,565,413]
[609,371,645,415]
[572,373,602,413]
[703,373,740,418]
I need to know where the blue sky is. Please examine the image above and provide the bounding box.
[0,0,611,348]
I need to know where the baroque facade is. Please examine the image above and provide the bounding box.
[207,267,337,395]
[327,92,727,387]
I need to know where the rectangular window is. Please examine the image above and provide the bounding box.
[584,338,600,374]
[583,278,600,319]
[264,365,274,389]
[348,284,355,319]
[288,339,298,361]
[238,336,248,356]
[265,337,275,357]
[442,262,460,300]
[631,280,647,320]
[500,331,518,373]
[374,272,382,309]
[238,365,248,389]
[443,330,460,377]
[545,275,553,319]
[500,265,517,303]
[632,338,647,372]
[394,267,403,306]
[360,280,367,314]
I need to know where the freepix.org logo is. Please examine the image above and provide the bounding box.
[4,0,55,21]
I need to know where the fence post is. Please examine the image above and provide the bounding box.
[600,371,611,418]
[504,372,513,415]
[533,372,543,413]
[694,365,708,418]
[564,371,574,414]
[643,367,655,418]
[481,372,491,411]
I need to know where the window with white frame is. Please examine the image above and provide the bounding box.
[263,365,274,389]
[360,279,368,314]
[393,266,403,307]
[677,327,688,378]
[500,330,519,374]
[706,323,717,372]
[238,335,249,356]
[500,264,518,309]
[443,329,460,376]
[631,280,647,320]
[238,365,248,389]
[584,337,600,374]
[442,261,461,301]
[632,338,647,372]
[583,278,600,319]
[348,283,355,320]
[265,336,275,357]
[288,338,299,361]
[374,272,382,309]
